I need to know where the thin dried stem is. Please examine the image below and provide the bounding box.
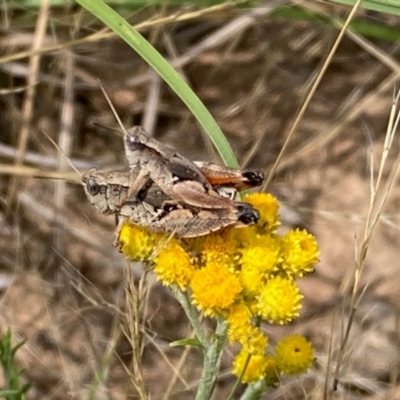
[100,84,127,137]
[124,263,148,399]
[6,0,51,212]
[263,0,362,191]
[333,91,400,391]
[142,70,161,135]
[276,2,400,171]
[54,51,76,255]
[0,0,251,66]
[162,339,193,400]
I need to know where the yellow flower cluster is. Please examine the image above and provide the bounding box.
[119,223,164,261]
[119,193,319,384]
[232,334,315,383]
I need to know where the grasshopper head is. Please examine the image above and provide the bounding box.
[82,168,112,214]
[124,126,149,166]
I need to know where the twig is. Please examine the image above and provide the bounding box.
[333,90,400,390]
[7,0,51,212]
[263,0,362,190]
[18,191,111,255]
[126,0,286,88]
[142,70,161,135]
[54,51,76,254]
[0,0,252,66]
[0,142,105,170]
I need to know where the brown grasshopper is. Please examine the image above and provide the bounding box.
[122,126,263,212]
[83,126,264,246]
[82,168,260,244]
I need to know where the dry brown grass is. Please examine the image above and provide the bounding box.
[1,1,400,399]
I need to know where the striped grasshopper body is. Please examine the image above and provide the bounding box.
[82,168,259,246]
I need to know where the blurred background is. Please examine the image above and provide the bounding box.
[1,1,400,398]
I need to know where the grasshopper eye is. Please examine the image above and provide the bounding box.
[127,134,140,144]
[87,179,100,196]
[126,132,142,143]
[126,134,144,151]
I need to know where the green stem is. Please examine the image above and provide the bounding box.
[195,317,227,400]
[172,286,209,349]
[239,380,267,400]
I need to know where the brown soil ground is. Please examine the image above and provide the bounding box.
[1,2,400,399]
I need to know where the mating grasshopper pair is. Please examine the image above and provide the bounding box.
[82,127,264,246]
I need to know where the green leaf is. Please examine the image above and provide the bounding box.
[169,338,203,348]
[21,382,33,394]
[0,389,20,396]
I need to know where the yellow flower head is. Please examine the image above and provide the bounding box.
[246,298,260,317]
[226,305,268,354]
[153,239,195,290]
[190,262,242,316]
[240,327,268,355]
[226,302,253,343]
[243,193,280,234]
[239,265,264,297]
[238,235,281,296]
[241,234,281,274]
[256,276,303,324]
[190,231,239,268]
[232,349,268,384]
[281,229,319,277]
[119,222,164,262]
[275,335,315,375]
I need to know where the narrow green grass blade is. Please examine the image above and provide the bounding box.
[75,0,240,168]
[5,0,233,7]
[272,6,400,42]
[329,0,400,16]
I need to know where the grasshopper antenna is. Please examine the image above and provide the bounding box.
[92,122,122,135]
[42,130,81,177]
[99,82,128,137]
[0,164,80,183]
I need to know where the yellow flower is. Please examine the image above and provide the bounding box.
[241,234,281,273]
[243,193,280,234]
[246,298,259,317]
[239,264,264,297]
[190,262,242,316]
[226,305,268,355]
[240,327,268,355]
[153,240,195,290]
[281,229,319,277]
[226,302,253,343]
[232,349,268,383]
[256,277,303,324]
[118,222,164,262]
[230,225,258,247]
[238,235,281,296]
[190,231,239,268]
[275,335,315,375]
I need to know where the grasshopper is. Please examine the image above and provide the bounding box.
[82,168,260,245]
[122,126,263,212]
[83,126,264,246]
